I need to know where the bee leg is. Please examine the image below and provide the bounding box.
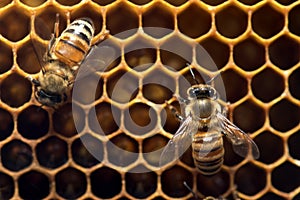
[165,101,185,122]
[183,181,199,199]
[28,76,40,86]
[223,102,232,119]
[54,13,60,38]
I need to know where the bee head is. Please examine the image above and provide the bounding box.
[187,85,217,100]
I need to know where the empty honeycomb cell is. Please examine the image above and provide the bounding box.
[71,134,103,167]
[202,0,226,6]
[0,108,13,141]
[269,99,300,132]
[0,73,32,108]
[289,5,300,36]
[36,136,68,169]
[88,102,120,135]
[223,138,244,166]
[91,167,122,198]
[0,172,14,199]
[124,103,157,135]
[35,7,67,40]
[161,165,193,198]
[106,2,139,38]
[152,197,165,200]
[107,133,139,167]
[233,99,265,133]
[288,130,300,160]
[0,0,11,7]
[272,161,300,192]
[252,4,284,39]
[260,192,285,200]
[235,163,266,195]
[254,131,283,164]
[125,166,157,198]
[55,167,87,199]
[276,0,296,5]
[289,67,300,100]
[160,36,192,71]
[161,101,180,134]
[197,170,229,197]
[124,37,156,71]
[53,103,85,137]
[128,0,152,5]
[118,198,130,200]
[142,72,175,104]
[142,134,168,166]
[92,0,115,6]
[177,3,211,38]
[17,40,44,74]
[164,0,188,6]
[70,4,103,35]
[18,170,50,199]
[106,70,139,103]
[233,37,265,71]
[72,74,103,105]
[142,3,174,38]
[215,5,247,39]
[20,0,46,7]
[0,41,13,74]
[0,8,30,42]
[1,139,32,171]
[216,69,247,103]
[251,67,284,102]
[17,105,49,139]
[269,35,300,70]
[56,0,81,6]
[198,37,230,71]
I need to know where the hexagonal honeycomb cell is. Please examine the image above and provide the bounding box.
[0,1,300,200]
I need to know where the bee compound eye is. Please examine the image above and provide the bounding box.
[209,88,218,99]
[188,87,200,98]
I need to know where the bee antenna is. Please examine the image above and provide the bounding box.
[206,72,222,85]
[187,63,199,85]
[183,181,199,199]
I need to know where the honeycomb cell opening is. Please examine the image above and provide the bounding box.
[0,73,32,108]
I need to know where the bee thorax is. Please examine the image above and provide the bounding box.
[39,73,67,94]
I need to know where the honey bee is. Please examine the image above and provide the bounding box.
[160,69,260,175]
[29,14,114,107]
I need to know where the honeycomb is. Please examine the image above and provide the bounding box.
[0,0,300,199]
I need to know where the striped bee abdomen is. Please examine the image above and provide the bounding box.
[192,131,224,176]
[54,18,95,66]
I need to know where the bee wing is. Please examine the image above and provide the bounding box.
[216,112,260,159]
[30,15,56,72]
[159,115,198,167]
[75,45,116,80]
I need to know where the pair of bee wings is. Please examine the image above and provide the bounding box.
[159,112,260,167]
[31,16,116,80]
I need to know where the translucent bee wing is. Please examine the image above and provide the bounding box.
[30,38,48,72]
[30,15,54,72]
[159,115,198,167]
[75,45,116,80]
[216,112,260,159]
